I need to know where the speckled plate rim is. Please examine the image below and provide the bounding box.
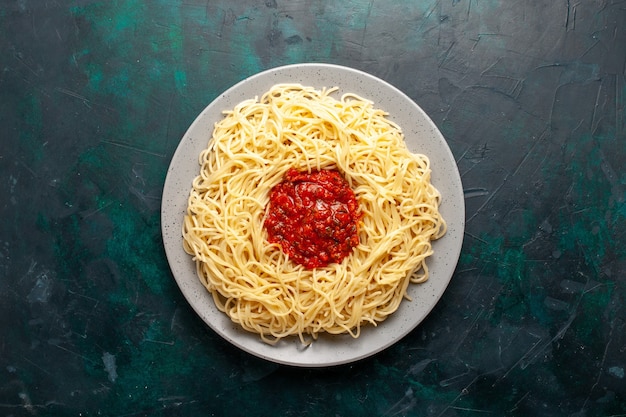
[161,63,464,367]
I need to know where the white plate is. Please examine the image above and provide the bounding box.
[161,63,464,367]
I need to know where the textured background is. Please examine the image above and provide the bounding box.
[1,1,625,416]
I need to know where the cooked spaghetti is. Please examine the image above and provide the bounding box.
[182,84,446,344]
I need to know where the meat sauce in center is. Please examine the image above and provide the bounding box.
[264,168,361,269]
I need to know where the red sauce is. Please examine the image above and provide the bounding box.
[265,168,361,269]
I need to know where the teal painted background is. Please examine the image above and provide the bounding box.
[1,0,624,416]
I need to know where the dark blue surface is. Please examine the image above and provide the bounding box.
[1,1,624,415]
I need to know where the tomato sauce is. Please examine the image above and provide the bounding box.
[264,168,361,269]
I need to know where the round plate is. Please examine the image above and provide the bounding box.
[161,63,464,367]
